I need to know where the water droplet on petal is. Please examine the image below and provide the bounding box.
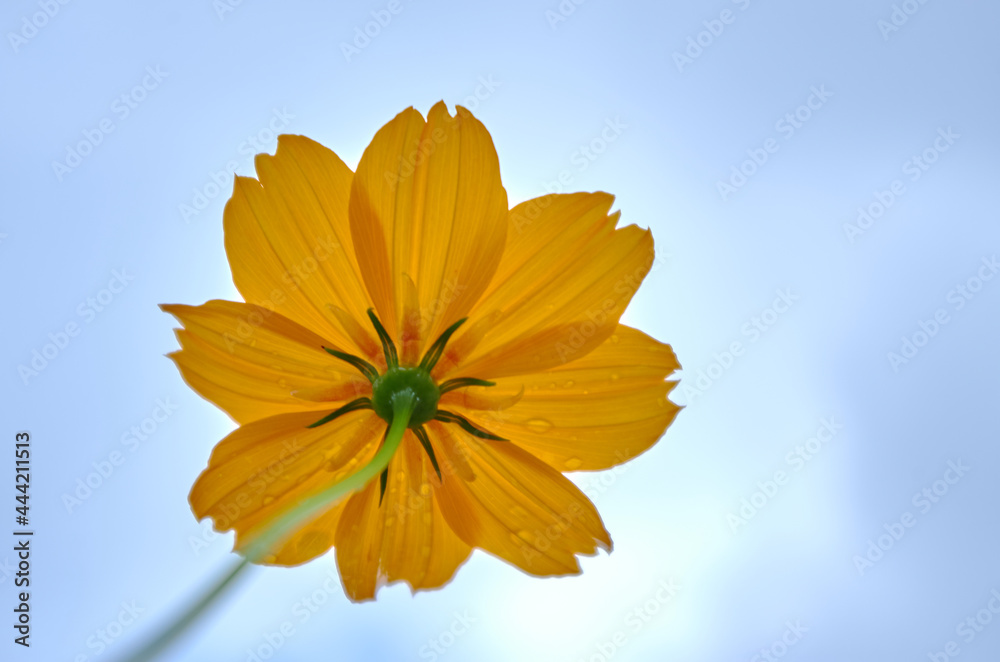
[525,418,553,433]
[611,373,620,382]
[262,495,275,505]
[516,529,534,542]
[419,484,430,496]
[564,457,583,470]
[563,380,575,388]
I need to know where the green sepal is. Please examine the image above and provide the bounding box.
[413,426,442,481]
[378,468,389,506]
[323,346,378,383]
[306,397,373,429]
[435,409,507,441]
[438,377,496,395]
[419,318,467,372]
[366,308,398,369]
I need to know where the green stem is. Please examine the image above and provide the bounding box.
[244,391,414,561]
[119,393,415,662]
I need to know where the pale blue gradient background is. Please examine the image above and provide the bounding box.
[3,0,999,660]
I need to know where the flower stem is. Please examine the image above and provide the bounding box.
[119,393,416,662]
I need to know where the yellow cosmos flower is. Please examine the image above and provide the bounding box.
[162,102,680,602]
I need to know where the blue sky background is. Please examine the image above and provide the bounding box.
[3,0,999,660]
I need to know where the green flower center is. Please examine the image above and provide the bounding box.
[312,308,507,505]
[371,366,440,427]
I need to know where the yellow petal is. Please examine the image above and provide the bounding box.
[189,410,384,566]
[349,103,508,351]
[434,432,612,577]
[224,135,376,358]
[452,193,655,379]
[162,300,370,424]
[334,434,472,601]
[446,324,681,472]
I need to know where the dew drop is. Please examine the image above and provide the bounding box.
[525,418,553,433]
[547,382,557,389]
[384,516,396,528]
[610,373,620,382]
[563,380,575,388]
[516,529,534,542]
[277,378,288,389]
[262,495,275,505]
[564,457,584,470]
[419,484,431,496]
